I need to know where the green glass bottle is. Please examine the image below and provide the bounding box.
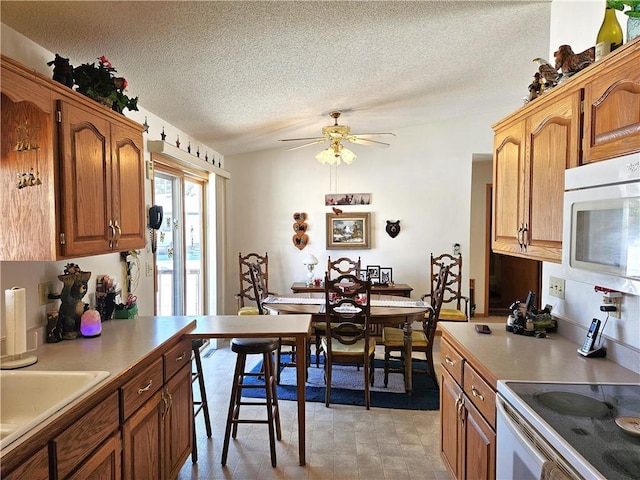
[595,5,623,61]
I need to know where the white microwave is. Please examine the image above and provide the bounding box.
[563,154,640,295]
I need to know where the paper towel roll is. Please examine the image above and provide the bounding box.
[5,287,27,356]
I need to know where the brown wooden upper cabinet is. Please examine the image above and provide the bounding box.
[582,49,640,163]
[0,55,145,261]
[492,38,640,263]
[58,101,145,257]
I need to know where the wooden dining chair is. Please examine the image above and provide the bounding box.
[236,252,268,315]
[423,253,469,322]
[314,256,362,367]
[382,265,449,389]
[248,262,304,384]
[327,256,361,278]
[322,273,375,409]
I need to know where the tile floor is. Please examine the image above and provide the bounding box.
[178,337,450,480]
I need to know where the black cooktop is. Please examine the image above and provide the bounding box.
[507,383,640,480]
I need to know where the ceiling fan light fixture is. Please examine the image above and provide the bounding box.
[315,147,335,165]
[341,146,356,164]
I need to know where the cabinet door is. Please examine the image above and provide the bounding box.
[110,122,145,251]
[2,446,49,480]
[583,52,640,163]
[122,390,164,480]
[67,433,122,480]
[440,370,463,479]
[492,120,525,256]
[523,92,581,263]
[463,397,496,480]
[164,364,193,479]
[58,100,112,257]
[1,87,57,261]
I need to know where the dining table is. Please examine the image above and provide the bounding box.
[185,314,312,466]
[261,293,429,394]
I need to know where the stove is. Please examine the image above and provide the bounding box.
[498,382,640,479]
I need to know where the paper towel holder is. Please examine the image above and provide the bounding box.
[1,351,38,369]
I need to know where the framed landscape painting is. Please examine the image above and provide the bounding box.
[326,212,371,249]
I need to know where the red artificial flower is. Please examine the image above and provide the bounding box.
[98,55,112,68]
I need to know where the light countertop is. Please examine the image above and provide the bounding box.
[439,322,640,388]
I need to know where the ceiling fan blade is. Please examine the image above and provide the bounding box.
[284,138,328,151]
[347,137,391,147]
[279,136,326,142]
[349,132,396,138]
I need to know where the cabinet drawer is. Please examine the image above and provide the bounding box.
[121,357,163,420]
[53,392,119,479]
[463,362,496,428]
[164,337,192,381]
[441,339,464,385]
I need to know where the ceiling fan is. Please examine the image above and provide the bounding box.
[279,111,395,165]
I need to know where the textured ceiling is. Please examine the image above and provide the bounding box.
[1,1,552,156]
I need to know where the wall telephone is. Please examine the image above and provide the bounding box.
[149,205,163,230]
[577,318,606,357]
[148,206,163,253]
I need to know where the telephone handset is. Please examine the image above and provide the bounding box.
[148,206,163,253]
[577,318,606,357]
[149,205,163,230]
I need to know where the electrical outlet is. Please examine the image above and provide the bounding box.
[146,262,154,277]
[38,282,55,306]
[549,276,565,299]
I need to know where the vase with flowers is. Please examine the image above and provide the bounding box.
[608,0,640,42]
[73,56,139,114]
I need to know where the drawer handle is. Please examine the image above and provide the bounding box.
[137,380,153,394]
[444,356,455,367]
[471,386,485,402]
[175,352,186,362]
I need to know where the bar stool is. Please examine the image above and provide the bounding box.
[221,337,282,467]
[191,339,212,463]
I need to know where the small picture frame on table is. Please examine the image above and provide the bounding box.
[367,265,380,283]
[359,269,368,281]
[380,267,393,285]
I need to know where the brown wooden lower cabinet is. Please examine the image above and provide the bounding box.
[2,446,49,480]
[441,370,495,480]
[164,363,193,479]
[122,389,165,480]
[440,336,496,480]
[67,434,122,480]
[122,360,192,480]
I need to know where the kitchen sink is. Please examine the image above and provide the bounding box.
[0,370,110,448]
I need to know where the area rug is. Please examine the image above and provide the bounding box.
[241,356,439,410]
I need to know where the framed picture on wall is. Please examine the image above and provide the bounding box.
[326,212,371,249]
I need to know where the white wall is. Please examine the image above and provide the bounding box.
[224,113,495,312]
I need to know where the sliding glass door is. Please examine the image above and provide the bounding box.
[154,168,205,315]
